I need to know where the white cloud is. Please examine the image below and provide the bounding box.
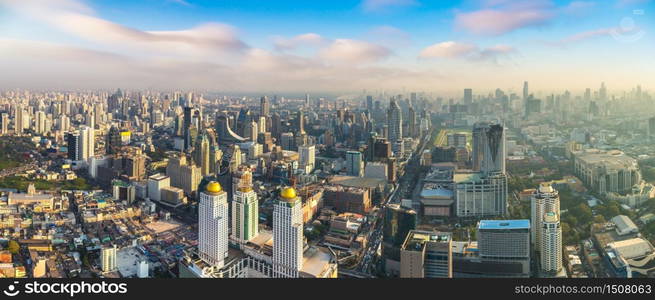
[2,0,247,58]
[419,41,515,62]
[273,33,327,51]
[455,0,554,35]
[319,39,392,64]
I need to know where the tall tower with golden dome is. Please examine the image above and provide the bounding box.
[198,181,229,268]
[273,186,304,278]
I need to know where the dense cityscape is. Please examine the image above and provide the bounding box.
[1,0,654,286]
[1,82,654,279]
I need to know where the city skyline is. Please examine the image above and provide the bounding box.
[1,0,654,94]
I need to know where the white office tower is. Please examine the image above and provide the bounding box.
[35,111,46,134]
[531,183,560,253]
[472,122,506,174]
[232,186,259,244]
[298,145,316,173]
[273,187,304,278]
[15,106,26,135]
[79,126,94,161]
[541,212,563,274]
[387,98,403,143]
[198,182,229,268]
[101,244,117,273]
[137,260,149,278]
[0,113,8,135]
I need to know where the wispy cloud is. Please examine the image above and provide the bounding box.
[419,41,515,63]
[455,0,554,35]
[320,39,392,64]
[548,26,641,46]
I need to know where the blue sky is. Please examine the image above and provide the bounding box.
[0,0,653,95]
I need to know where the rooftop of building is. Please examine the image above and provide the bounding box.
[402,230,451,252]
[575,150,639,170]
[478,219,530,230]
[611,215,639,235]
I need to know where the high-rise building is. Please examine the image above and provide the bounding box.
[101,245,117,273]
[382,203,417,275]
[541,212,563,275]
[472,122,505,174]
[387,98,402,143]
[477,220,530,276]
[298,145,315,173]
[523,81,529,100]
[198,182,229,268]
[232,185,259,244]
[260,96,270,116]
[194,134,211,176]
[366,95,374,111]
[400,230,452,278]
[15,106,26,136]
[147,173,170,202]
[166,154,202,196]
[79,126,95,161]
[273,187,304,278]
[106,126,122,154]
[408,106,416,138]
[183,106,193,151]
[464,88,473,105]
[297,110,305,135]
[649,117,655,141]
[67,132,80,161]
[531,183,560,253]
[0,113,8,135]
[35,111,46,135]
[346,151,363,177]
[280,132,294,151]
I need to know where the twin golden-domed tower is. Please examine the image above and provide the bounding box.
[273,186,304,278]
[198,181,229,268]
[199,182,304,278]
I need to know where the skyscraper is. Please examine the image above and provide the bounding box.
[464,88,473,105]
[541,212,563,275]
[183,106,192,151]
[79,126,94,161]
[260,96,270,116]
[408,106,416,138]
[0,113,8,135]
[198,182,229,268]
[366,95,374,111]
[387,98,402,143]
[298,145,315,173]
[346,151,363,177]
[523,81,529,100]
[273,187,304,278]
[531,183,560,253]
[101,245,117,273]
[194,133,211,176]
[472,122,505,174]
[232,185,259,244]
[67,132,80,161]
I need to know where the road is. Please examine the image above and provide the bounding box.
[353,127,436,275]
